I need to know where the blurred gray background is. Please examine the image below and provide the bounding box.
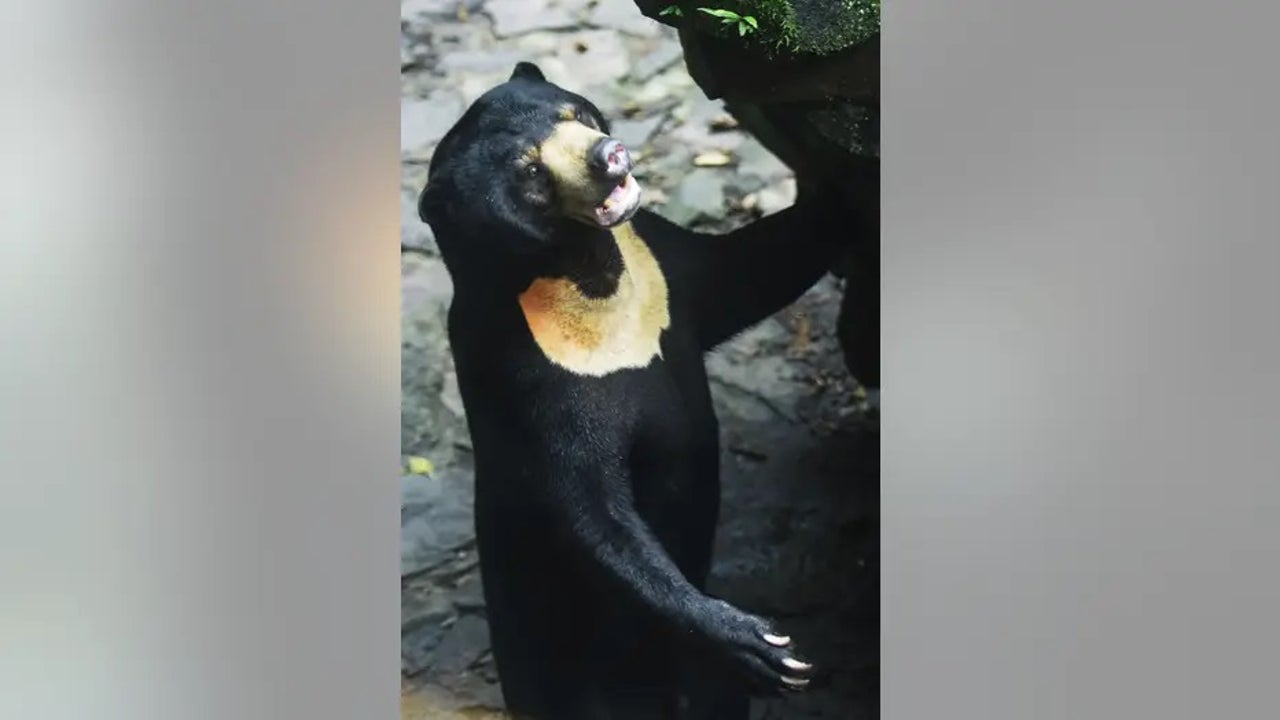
[3,2,1278,720]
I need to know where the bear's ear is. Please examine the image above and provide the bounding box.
[418,181,446,226]
[510,61,546,83]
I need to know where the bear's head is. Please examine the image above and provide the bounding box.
[419,62,642,264]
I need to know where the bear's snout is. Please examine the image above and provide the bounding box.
[589,137,632,181]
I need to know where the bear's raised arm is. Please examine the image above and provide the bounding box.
[518,397,816,694]
[634,189,859,352]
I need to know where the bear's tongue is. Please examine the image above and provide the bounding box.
[594,175,637,226]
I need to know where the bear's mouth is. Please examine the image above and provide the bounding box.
[592,174,642,227]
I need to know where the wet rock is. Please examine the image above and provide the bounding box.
[707,354,803,424]
[552,29,631,87]
[452,573,486,612]
[438,48,528,74]
[485,0,577,38]
[577,81,627,119]
[631,69,697,106]
[455,71,514,106]
[402,163,429,201]
[662,168,727,225]
[402,192,436,252]
[440,369,465,419]
[401,250,462,462]
[636,141,694,193]
[467,679,506,711]
[431,614,491,676]
[513,30,563,56]
[402,469,475,577]
[400,690,506,720]
[588,0,664,38]
[402,593,456,675]
[706,319,806,423]
[401,37,428,70]
[417,21,490,52]
[631,39,684,82]
[756,177,798,216]
[402,89,465,155]
[736,139,793,185]
[611,115,663,152]
[669,97,745,152]
[401,252,452,318]
[401,0,484,19]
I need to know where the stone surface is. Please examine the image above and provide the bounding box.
[662,168,727,225]
[402,593,454,675]
[401,0,484,19]
[736,138,794,185]
[438,48,528,74]
[552,30,632,88]
[756,177,797,216]
[401,89,465,155]
[401,469,474,576]
[401,254,462,462]
[668,96,744,152]
[588,0,663,38]
[430,615,491,675]
[485,0,578,38]
[611,114,663,152]
[630,39,684,82]
[401,191,435,251]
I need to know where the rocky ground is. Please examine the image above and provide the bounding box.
[400,2,879,717]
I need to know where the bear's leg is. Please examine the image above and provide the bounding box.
[673,667,750,720]
[477,512,610,719]
[653,497,750,720]
[485,585,614,719]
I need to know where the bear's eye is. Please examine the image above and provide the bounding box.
[575,108,595,128]
[524,163,543,179]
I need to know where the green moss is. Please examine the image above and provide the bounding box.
[739,0,798,53]
[784,0,880,55]
[673,0,879,57]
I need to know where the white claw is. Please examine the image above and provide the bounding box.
[762,633,791,647]
[782,657,813,671]
[781,676,810,687]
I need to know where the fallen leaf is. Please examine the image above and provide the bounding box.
[709,114,739,131]
[693,150,734,167]
[406,456,434,475]
[790,312,812,354]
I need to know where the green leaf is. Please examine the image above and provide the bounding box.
[405,456,434,475]
[744,15,758,29]
[697,8,740,21]
[738,21,747,36]
[659,5,682,16]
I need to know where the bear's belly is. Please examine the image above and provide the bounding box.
[623,359,722,573]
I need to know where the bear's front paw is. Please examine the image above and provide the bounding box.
[700,599,817,695]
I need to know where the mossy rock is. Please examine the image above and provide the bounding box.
[637,0,879,58]
[633,0,881,386]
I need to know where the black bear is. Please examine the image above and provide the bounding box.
[418,62,851,719]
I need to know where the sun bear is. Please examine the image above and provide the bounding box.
[418,62,852,720]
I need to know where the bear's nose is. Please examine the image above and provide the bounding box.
[589,137,632,180]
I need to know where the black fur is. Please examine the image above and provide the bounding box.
[419,64,854,720]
